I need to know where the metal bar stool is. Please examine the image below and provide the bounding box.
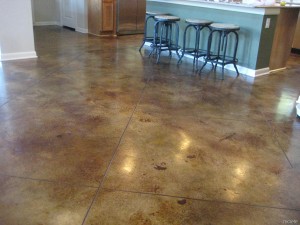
[139,11,169,52]
[199,23,240,79]
[150,15,181,63]
[178,19,212,68]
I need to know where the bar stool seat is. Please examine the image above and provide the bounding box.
[209,23,240,31]
[199,22,240,79]
[150,15,181,63]
[178,18,212,66]
[146,11,167,16]
[185,19,212,26]
[154,15,180,22]
[139,11,169,52]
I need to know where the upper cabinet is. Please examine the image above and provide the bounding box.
[88,0,116,36]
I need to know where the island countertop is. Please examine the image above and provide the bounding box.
[147,0,300,76]
[147,0,300,10]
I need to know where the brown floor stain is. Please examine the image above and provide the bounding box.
[177,199,187,205]
[1,26,300,225]
[154,162,167,171]
[219,132,236,142]
[187,155,196,159]
[129,211,153,225]
[139,118,152,123]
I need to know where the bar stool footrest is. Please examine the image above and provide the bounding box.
[206,55,238,64]
[154,45,180,51]
[184,48,208,56]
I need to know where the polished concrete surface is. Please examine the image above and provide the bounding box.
[0,26,299,225]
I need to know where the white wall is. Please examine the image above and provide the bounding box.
[0,0,37,61]
[76,0,88,33]
[32,0,59,25]
[32,0,88,33]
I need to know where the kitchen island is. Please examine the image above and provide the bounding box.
[146,0,300,77]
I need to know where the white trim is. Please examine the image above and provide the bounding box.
[147,0,281,15]
[58,0,63,26]
[249,67,270,77]
[60,0,64,26]
[1,51,37,62]
[224,64,270,77]
[269,67,286,73]
[196,58,270,77]
[143,43,272,77]
[76,27,88,33]
[74,0,78,29]
[31,0,35,24]
[33,21,61,26]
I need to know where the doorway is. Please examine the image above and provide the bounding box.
[61,0,77,29]
[31,0,87,33]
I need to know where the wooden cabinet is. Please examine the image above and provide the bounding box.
[102,0,114,32]
[88,0,116,36]
[269,8,299,71]
[292,13,300,50]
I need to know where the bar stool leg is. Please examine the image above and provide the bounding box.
[199,30,215,72]
[221,32,228,80]
[214,31,222,71]
[178,24,208,67]
[199,23,240,79]
[178,24,191,64]
[149,21,159,57]
[154,21,180,63]
[174,22,180,58]
[233,31,239,76]
[150,15,181,63]
[156,23,164,63]
[194,26,201,67]
[168,23,172,57]
[139,15,152,52]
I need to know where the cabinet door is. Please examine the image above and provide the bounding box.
[118,0,137,33]
[102,0,114,32]
[88,0,101,35]
[136,0,146,32]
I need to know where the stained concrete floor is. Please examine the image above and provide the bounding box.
[0,26,300,225]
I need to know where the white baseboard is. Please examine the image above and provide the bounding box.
[76,27,88,34]
[193,59,270,77]
[224,64,270,77]
[33,22,88,34]
[1,51,37,61]
[269,67,286,73]
[143,43,271,77]
[34,21,60,26]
